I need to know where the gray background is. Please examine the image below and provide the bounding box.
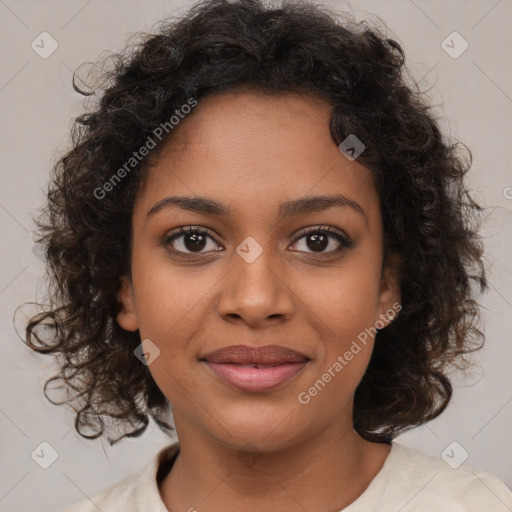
[0,0,511,510]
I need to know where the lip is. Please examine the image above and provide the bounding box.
[201,344,310,392]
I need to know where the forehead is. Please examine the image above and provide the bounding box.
[135,90,379,225]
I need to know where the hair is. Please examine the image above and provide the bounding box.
[21,0,487,445]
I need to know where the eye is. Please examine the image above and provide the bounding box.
[163,225,221,255]
[289,225,353,255]
[163,224,353,258]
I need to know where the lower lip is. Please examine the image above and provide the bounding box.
[203,361,308,392]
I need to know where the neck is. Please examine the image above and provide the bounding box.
[159,418,391,512]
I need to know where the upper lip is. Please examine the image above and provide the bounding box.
[201,344,310,365]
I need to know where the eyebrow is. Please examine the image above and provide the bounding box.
[147,194,367,224]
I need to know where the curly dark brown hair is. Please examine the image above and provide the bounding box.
[21,0,487,445]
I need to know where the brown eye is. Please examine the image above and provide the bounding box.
[290,226,353,255]
[163,224,353,258]
[164,226,221,254]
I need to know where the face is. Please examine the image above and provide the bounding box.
[117,90,400,452]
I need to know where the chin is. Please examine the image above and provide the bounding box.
[205,407,308,451]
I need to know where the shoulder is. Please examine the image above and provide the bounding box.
[59,441,179,512]
[378,441,512,511]
[60,470,142,512]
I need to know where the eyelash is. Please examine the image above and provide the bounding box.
[162,224,354,258]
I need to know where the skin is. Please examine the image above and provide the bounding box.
[116,89,401,512]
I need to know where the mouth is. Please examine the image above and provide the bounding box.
[200,344,310,392]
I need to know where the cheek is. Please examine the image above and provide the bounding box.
[300,251,383,337]
[129,258,210,396]
[296,276,379,412]
[295,251,383,383]
[131,250,217,341]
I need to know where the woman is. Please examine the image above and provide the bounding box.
[24,0,512,510]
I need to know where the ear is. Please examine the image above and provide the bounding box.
[116,275,139,331]
[375,252,402,328]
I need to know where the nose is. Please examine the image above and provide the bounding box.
[216,243,295,328]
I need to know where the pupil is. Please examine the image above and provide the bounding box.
[308,233,327,252]
[185,233,206,251]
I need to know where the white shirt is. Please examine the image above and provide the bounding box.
[60,440,512,511]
